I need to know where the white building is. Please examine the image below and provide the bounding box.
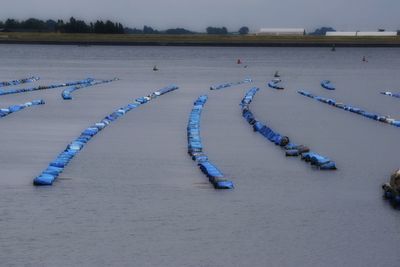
[356,31,397,36]
[257,28,305,36]
[326,32,357,36]
[326,31,397,37]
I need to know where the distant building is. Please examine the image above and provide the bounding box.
[257,28,305,36]
[326,32,357,36]
[326,31,397,37]
[356,31,397,36]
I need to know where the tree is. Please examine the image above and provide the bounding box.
[5,19,20,30]
[309,27,336,36]
[21,18,46,31]
[143,25,158,34]
[165,28,193,34]
[239,26,249,35]
[45,20,57,32]
[206,26,228,34]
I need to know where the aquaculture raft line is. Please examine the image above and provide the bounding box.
[321,80,335,90]
[241,87,336,170]
[267,78,284,90]
[0,99,45,119]
[187,95,234,189]
[0,76,40,88]
[0,78,94,96]
[298,90,400,127]
[33,84,179,186]
[210,78,252,90]
[381,91,400,99]
[61,78,119,100]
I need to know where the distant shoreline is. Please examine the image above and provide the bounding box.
[1,32,400,47]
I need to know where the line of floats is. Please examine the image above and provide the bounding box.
[267,78,284,90]
[241,87,337,170]
[33,85,179,186]
[298,90,400,127]
[381,91,400,99]
[210,78,252,90]
[1,99,45,118]
[62,78,119,100]
[0,76,40,88]
[1,75,400,202]
[187,95,234,189]
[0,78,94,96]
[321,80,335,90]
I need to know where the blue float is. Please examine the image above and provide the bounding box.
[187,95,234,189]
[33,84,179,186]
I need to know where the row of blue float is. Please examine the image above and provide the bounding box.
[267,78,284,90]
[62,78,119,100]
[321,80,335,90]
[187,95,234,189]
[210,78,252,90]
[33,84,179,186]
[381,91,400,99]
[0,99,45,118]
[241,87,336,170]
[0,76,40,88]
[0,78,94,96]
[298,90,400,127]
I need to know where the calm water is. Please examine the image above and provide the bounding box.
[0,44,400,266]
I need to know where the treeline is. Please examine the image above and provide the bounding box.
[0,17,124,34]
[124,26,195,34]
[0,17,250,35]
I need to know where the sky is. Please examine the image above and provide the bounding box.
[0,0,399,32]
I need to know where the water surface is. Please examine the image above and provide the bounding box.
[0,44,400,266]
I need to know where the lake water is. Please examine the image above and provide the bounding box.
[1,44,400,266]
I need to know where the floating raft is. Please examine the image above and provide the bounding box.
[187,95,234,189]
[381,91,400,99]
[268,78,284,90]
[321,80,335,90]
[0,76,40,88]
[298,90,400,127]
[0,78,94,96]
[0,99,45,119]
[33,84,179,186]
[62,78,119,100]
[210,78,252,90]
[241,87,336,170]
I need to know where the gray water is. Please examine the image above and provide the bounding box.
[0,44,400,267]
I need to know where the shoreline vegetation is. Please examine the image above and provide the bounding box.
[1,32,400,47]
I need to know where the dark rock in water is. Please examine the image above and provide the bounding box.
[279,136,290,147]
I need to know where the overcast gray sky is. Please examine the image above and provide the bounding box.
[1,0,399,32]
